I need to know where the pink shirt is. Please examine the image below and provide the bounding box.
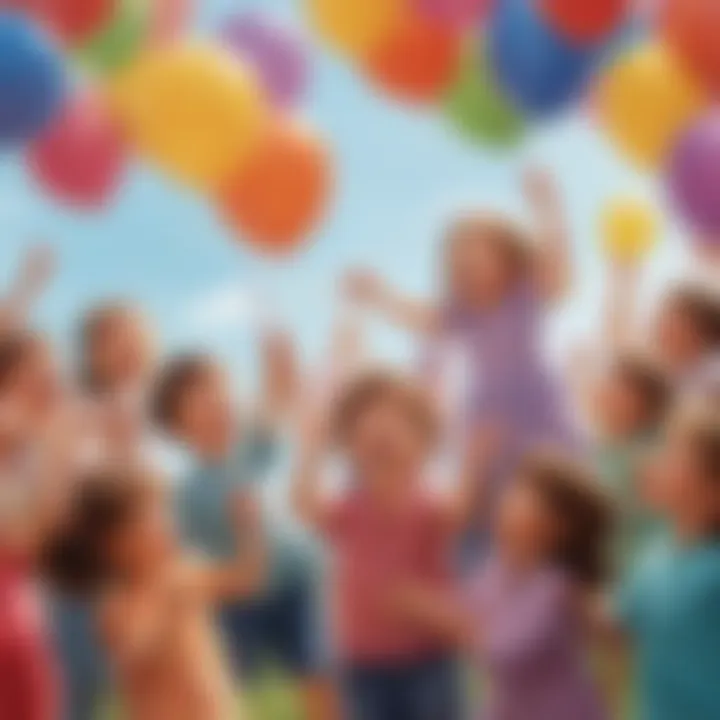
[0,557,60,720]
[323,489,453,664]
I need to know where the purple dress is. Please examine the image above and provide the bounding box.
[468,559,606,720]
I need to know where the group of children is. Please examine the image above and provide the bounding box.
[0,170,718,720]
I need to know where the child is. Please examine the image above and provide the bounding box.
[292,370,477,720]
[41,466,266,720]
[615,401,720,720]
[344,169,579,550]
[151,333,336,720]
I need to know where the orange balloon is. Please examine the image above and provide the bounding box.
[365,14,462,103]
[663,0,720,94]
[219,122,332,253]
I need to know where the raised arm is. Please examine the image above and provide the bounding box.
[0,245,56,332]
[255,328,300,429]
[602,260,641,352]
[523,167,572,303]
[343,269,438,336]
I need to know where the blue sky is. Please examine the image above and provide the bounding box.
[0,0,698,389]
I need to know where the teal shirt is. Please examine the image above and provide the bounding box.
[176,426,315,591]
[617,538,720,720]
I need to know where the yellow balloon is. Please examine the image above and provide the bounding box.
[598,43,707,169]
[307,0,405,58]
[113,44,266,188]
[601,197,660,262]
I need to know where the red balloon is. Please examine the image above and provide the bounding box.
[540,0,628,43]
[365,14,462,103]
[663,0,720,94]
[29,91,127,208]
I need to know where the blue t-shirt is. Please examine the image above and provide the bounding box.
[617,538,720,720]
[176,426,315,591]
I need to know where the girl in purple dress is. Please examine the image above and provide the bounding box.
[345,169,580,546]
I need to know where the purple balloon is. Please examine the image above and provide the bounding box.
[669,111,720,243]
[220,12,308,109]
[413,0,490,26]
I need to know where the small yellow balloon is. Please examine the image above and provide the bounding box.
[113,44,266,188]
[307,0,406,58]
[598,43,707,169]
[601,197,660,262]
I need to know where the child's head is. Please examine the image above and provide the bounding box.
[0,330,61,440]
[42,467,174,596]
[654,283,720,372]
[593,351,672,439]
[79,303,156,395]
[332,371,439,490]
[642,401,720,539]
[497,452,614,586]
[443,213,533,309]
[152,355,235,456]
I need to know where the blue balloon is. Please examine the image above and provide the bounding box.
[487,0,599,117]
[0,12,66,145]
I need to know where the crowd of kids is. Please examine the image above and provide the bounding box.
[0,169,719,720]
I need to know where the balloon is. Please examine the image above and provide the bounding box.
[540,0,629,43]
[221,12,308,109]
[601,197,659,262]
[150,0,189,43]
[80,0,149,75]
[597,44,706,168]
[0,13,65,144]
[444,47,525,146]
[113,44,266,188]
[28,91,126,208]
[488,0,598,117]
[47,0,116,44]
[663,0,720,95]
[413,0,490,28]
[668,111,720,239]
[219,121,332,253]
[365,14,462,103]
[307,0,405,58]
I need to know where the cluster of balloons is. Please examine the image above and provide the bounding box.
[0,4,332,254]
[307,0,720,257]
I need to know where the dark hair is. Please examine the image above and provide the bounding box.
[520,451,615,587]
[41,468,156,597]
[151,354,215,432]
[332,370,440,447]
[668,283,720,351]
[612,351,673,429]
[676,403,720,486]
[0,330,44,394]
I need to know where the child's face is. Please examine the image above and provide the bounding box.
[176,367,235,455]
[91,312,156,392]
[593,371,648,439]
[654,301,702,370]
[447,234,512,309]
[496,480,556,564]
[641,428,718,532]
[107,487,176,579]
[346,398,429,489]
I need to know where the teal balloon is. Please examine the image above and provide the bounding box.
[444,48,525,146]
[80,0,149,76]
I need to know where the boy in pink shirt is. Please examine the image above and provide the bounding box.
[293,370,482,720]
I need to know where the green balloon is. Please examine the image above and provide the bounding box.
[80,0,149,76]
[444,46,525,147]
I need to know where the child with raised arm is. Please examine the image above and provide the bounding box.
[345,169,579,555]
[41,465,266,720]
[151,332,336,720]
[292,368,483,720]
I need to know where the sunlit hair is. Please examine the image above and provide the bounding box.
[331,370,441,449]
[671,400,720,486]
[442,212,535,297]
[519,450,615,587]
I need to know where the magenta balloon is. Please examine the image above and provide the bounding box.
[669,111,720,243]
[220,12,308,109]
[28,91,126,208]
[413,0,491,26]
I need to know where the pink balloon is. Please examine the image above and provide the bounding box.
[28,91,126,208]
[151,0,190,43]
[413,0,491,26]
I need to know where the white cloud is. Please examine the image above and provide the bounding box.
[185,284,257,336]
